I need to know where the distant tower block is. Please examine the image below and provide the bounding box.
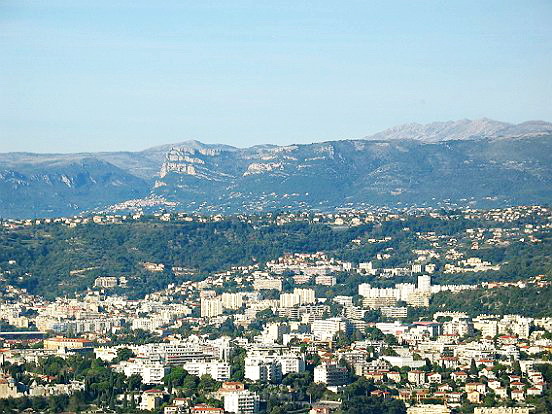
[418,275,431,291]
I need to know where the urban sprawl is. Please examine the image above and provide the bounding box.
[0,206,551,414]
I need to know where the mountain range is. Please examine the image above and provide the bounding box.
[1,119,551,218]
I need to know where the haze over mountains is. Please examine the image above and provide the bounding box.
[1,119,552,218]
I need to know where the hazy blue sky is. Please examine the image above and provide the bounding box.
[1,1,551,153]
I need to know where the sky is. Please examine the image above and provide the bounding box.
[1,1,551,153]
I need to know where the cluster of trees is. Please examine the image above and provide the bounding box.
[0,353,144,413]
[407,284,552,319]
[339,377,406,414]
[162,366,221,406]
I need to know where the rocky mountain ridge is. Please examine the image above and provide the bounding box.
[364,119,552,142]
[1,119,551,218]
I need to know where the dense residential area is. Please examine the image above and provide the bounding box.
[0,206,550,413]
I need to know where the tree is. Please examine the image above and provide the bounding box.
[306,383,326,403]
[198,374,220,393]
[116,347,135,362]
[512,360,522,376]
[127,373,142,391]
[163,367,189,388]
[469,359,478,376]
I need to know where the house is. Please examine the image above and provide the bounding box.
[451,371,468,382]
[477,359,494,368]
[446,392,462,404]
[220,382,245,392]
[363,372,385,382]
[467,391,482,404]
[398,390,412,400]
[427,372,442,384]
[215,381,246,399]
[433,391,446,401]
[508,375,521,383]
[172,398,190,407]
[465,382,486,394]
[498,336,517,345]
[493,387,508,399]
[487,379,501,390]
[407,404,451,414]
[140,390,165,411]
[309,407,330,414]
[408,370,426,385]
[371,390,391,399]
[0,378,21,399]
[511,389,525,401]
[190,406,224,414]
[43,337,93,351]
[528,371,544,384]
[479,367,495,378]
[439,356,460,369]
[414,389,430,402]
[510,381,524,390]
[532,382,545,392]
[527,387,542,396]
[164,406,185,414]
[386,371,402,382]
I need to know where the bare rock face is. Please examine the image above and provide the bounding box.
[159,148,206,178]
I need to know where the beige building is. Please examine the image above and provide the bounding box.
[406,291,430,307]
[474,408,531,414]
[0,377,21,399]
[94,276,118,288]
[362,296,398,309]
[253,278,282,291]
[408,405,451,414]
[140,389,165,410]
[44,337,93,350]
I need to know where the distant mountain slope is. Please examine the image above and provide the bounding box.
[1,119,551,218]
[153,135,552,213]
[0,157,149,217]
[364,118,552,142]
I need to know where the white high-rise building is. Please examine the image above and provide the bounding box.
[245,359,282,383]
[119,360,169,384]
[224,390,260,414]
[263,322,290,344]
[396,283,417,301]
[279,288,316,308]
[201,297,223,318]
[279,293,300,308]
[221,292,243,310]
[294,288,316,304]
[314,363,349,386]
[358,283,371,297]
[418,275,431,291]
[182,360,231,381]
[312,317,352,341]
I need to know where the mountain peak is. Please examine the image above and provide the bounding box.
[364,118,513,142]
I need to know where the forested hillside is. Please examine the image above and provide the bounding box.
[1,212,550,300]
